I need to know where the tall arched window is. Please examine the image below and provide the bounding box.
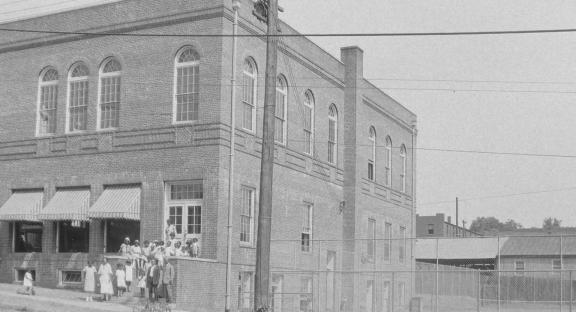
[303,90,315,155]
[242,58,257,132]
[67,62,89,132]
[328,104,338,164]
[37,68,59,135]
[275,75,288,144]
[385,136,392,186]
[98,58,121,129]
[400,144,407,192]
[174,47,200,122]
[368,127,376,181]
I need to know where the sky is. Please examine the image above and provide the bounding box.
[1,0,576,228]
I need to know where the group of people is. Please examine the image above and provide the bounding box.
[79,220,199,303]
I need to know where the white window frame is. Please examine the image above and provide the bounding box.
[328,104,338,165]
[14,269,36,283]
[240,186,256,246]
[242,58,257,132]
[368,127,376,181]
[367,218,376,261]
[301,203,313,253]
[173,47,200,124]
[36,68,59,136]
[66,63,89,133]
[240,271,253,312]
[299,276,313,312]
[553,259,562,271]
[384,222,392,263]
[399,225,406,264]
[385,136,392,186]
[165,181,203,240]
[97,58,122,130]
[303,90,315,156]
[397,281,406,305]
[400,145,407,193]
[59,270,83,286]
[275,75,288,145]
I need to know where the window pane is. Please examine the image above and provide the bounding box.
[58,221,89,253]
[105,219,140,253]
[169,206,183,235]
[68,80,88,131]
[14,222,43,252]
[170,181,203,200]
[100,76,120,129]
[176,64,199,122]
[240,188,254,243]
[187,205,201,234]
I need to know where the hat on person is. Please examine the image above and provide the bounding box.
[134,240,140,245]
[124,237,130,242]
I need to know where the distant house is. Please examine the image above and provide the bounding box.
[415,237,502,269]
[416,213,480,238]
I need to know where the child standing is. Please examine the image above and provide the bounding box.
[82,261,96,301]
[23,270,35,295]
[191,238,200,258]
[137,266,147,297]
[124,260,133,293]
[115,263,127,297]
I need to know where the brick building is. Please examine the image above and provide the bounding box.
[416,213,479,238]
[0,0,417,311]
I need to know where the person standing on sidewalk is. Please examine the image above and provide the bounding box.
[146,258,160,302]
[161,258,174,303]
[82,261,97,301]
[98,257,113,301]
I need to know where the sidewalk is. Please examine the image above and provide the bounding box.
[0,283,141,312]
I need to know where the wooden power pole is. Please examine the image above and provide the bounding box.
[253,0,279,311]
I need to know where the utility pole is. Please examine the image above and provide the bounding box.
[253,0,279,311]
[224,1,240,311]
[455,197,459,227]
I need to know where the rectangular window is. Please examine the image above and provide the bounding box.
[272,274,284,312]
[176,65,199,122]
[240,272,253,312]
[13,222,42,253]
[328,118,336,164]
[242,73,255,131]
[427,224,434,235]
[240,187,255,245]
[105,220,140,253]
[384,223,392,263]
[166,181,203,240]
[367,219,376,261]
[515,261,525,275]
[15,269,36,282]
[274,89,286,144]
[68,80,88,131]
[60,270,82,285]
[303,106,313,155]
[299,276,313,312]
[99,75,120,129]
[58,221,89,253]
[399,226,406,264]
[365,280,374,312]
[301,204,313,252]
[367,162,374,181]
[553,259,562,271]
[397,281,406,305]
[39,84,58,135]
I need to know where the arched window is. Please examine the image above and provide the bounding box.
[242,58,257,132]
[400,144,407,192]
[385,136,392,186]
[37,68,59,135]
[98,58,121,129]
[368,127,376,181]
[174,47,200,122]
[328,104,338,164]
[67,62,89,132]
[275,75,288,144]
[303,90,315,155]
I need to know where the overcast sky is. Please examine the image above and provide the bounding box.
[2,0,576,228]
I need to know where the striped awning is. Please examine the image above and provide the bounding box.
[0,191,44,221]
[87,186,140,220]
[38,189,90,221]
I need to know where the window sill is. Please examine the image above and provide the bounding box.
[96,127,118,133]
[240,243,255,249]
[172,120,198,126]
[65,130,89,136]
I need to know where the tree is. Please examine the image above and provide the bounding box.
[469,216,522,235]
[542,217,562,231]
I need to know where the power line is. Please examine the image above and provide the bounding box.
[3,26,576,37]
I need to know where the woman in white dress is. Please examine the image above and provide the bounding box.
[98,257,114,301]
[82,261,97,301]
[115,263,126,297]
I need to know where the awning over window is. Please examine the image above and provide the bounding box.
[38,189,90,221]
[88,186,140,220]
[0,191,43,221]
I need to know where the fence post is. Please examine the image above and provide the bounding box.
[561,235,564,312]
[392,271,396,312]
[477,270,480,312]
[497,235,501,312]
[570,270,573,312]
[436,238,439,312]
